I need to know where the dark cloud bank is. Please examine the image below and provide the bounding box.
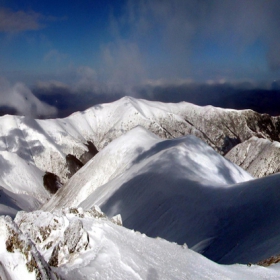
[32,81,280,118]
[1,75,280,119]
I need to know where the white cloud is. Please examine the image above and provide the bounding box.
[107,0,280,80]
[100,40,146,89]
[0,77,57,117]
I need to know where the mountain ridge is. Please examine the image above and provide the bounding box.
[1,97,280,278]
[1,96,280,216]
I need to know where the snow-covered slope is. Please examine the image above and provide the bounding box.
[0,149,50,216]
[2,97,280,278]
[3,96,280,279]
[1,96,280,215]
[83,172,280,265]
[59,96,280,157]
[0,113,98,215]
[43,126,252,211]
[1,208,280,280]
[72,131,280,265]
[226,136,280,177]
[41,127,162,211]
[45,127,280,265]
[1,96,279,192]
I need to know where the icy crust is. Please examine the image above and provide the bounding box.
[1,210,280,280]
[43,127,252,211]
[226,136,280,177]
[0,216,59,280]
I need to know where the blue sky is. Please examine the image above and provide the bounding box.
[1,0,280,117]
[0,0,119,79]
[0,0,279,86]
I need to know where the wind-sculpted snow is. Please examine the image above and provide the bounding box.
[0,114,98,214]
[74,131,280,265]
[46,127,280,266]
[0,151,49,215]
[42,127,161,211]
[43,127,252,212]
[86,171,280,265]
[1,209,280,280]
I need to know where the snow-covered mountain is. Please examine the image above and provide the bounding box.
[2,97,280,279]
[1,96,280,217]
[43,126,252,211]
[42,126,280,265]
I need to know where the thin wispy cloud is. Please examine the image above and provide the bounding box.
[0,7,65,33]
[100,40,146,89]
[43,49,67,64]
[106,0,280,82]
[0,8,43,33]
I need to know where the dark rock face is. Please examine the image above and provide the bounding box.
[257,254,280,267]
[43,172,63,194]
[48,242,61,267]
[66,154,84,179]
[221,136,241,154]
[79,141,99,164]
[244,112,280,141]
[176,108,280,177]
[65,142,98,180]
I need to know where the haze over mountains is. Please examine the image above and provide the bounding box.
[1,97,280,279]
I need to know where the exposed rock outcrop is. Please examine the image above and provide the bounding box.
[0,215,60,279]
[43,172,63,194]
[65,154,84,179]
[79,141,99,164]
[225,137,280,178]
[14,207,122,267]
